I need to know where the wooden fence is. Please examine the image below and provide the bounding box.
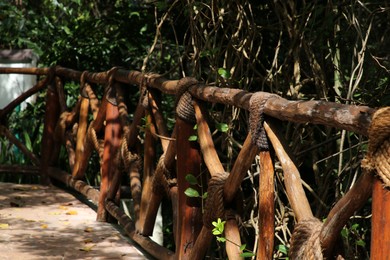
[0,66,388,259]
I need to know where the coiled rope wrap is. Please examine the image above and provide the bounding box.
[203,172,230,229]
[249,93,279,150]
[175,77,198,123]
[361,107,390,187]
[289,218,324,260]
[152,155,175,196]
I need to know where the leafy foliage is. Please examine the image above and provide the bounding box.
[1,0,389,258]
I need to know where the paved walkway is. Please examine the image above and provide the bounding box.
[0,182,147,260]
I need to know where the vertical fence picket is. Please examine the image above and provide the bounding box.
[137,112,158,234]
[371,178,390,259]
[97,102,121,222]
[41,78,60,185]
[175,117,203,259]
[258,150,275,259]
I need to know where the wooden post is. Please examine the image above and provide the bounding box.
[97,102,122,222]
[41,81,60,185]
[72,96,89,179]
[137,113,158,234]
[370,178,390,259]
[258,151,275,260]
[175,117,203,259]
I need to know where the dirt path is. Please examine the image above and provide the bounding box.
[0,182,147,260]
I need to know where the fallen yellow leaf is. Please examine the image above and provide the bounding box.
[41,224,48,229]
[0,223,9,229]
[66,210,78,215]
[83,238,93,243]
[79,244,95,252]
[84,227,94,232]
[49,212,61,215]
[59,205,68,210]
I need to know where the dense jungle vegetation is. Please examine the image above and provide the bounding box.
[1,0,389,258]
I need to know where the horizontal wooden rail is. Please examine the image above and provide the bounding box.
[0,67,375,135]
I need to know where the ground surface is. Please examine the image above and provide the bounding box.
[0,182,147,260]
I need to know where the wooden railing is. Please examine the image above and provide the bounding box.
[0,66,388,259]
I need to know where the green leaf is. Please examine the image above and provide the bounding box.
[356,239,366,247]
[23,131,32,151]
[184,187,200,197]
[277,244,288,255]
[216,123,229,133]
[341,228,348,238]
[240,252,256,258]
[351,223,359,231]
[216,236,226,242]
[185,174,198,185]
[140,24,147,35]
[193,124,198,130]
[218,68,231,79]
[201,192,208,199]
[240,244,247,251]
[188,135,198,141]
[212,229,222,235]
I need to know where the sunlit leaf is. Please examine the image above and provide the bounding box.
[79,244,95,252]
[216,236,226,242]
[188,135,198,141]
[277,244,288,255]
[216,123,229,133]
[66,210,78,215]
[218,68,231,79]
[184,187,200,197]
[0,223,9,229]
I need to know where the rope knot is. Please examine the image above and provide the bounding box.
[152,155,173,196]
[175,77,198,123]
[80,71,89,98]
[362,107,390,187]
[289,218,324,260]
[249,93,279,150]
[203,172,229,229]
[105,67,121,105]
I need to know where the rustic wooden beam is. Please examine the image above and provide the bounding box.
[137,113,158,235]
[193,101,225,176]
[258,151,275,260]
[175,117,203,260]
[97,102,121,222]
[48,167,100,204]
[40,81,60,185]
[1,67,374,135]
[55,77,67,113]
[0,125,40,165]
[72,96,89,179]
[370,178,390,259]
[0,165,40,174]
[225,219,244,260]
[264,121,313,222]
[320,171,373,258]
[149,89,170,151]
[223,133,259,203]
[76,96,108,178]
